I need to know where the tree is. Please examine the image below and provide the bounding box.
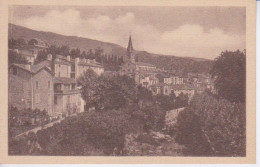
[81,51,87,59]
[8,38,26,49]
[175,93,188,108]
[60,45,70,56]
[175,108,212,156]
[34,50,48,64]
[140,100,165,132]
[210,50,246,102]
[8,50,29,65]
[175,93,246,156]
[77,69,99,109]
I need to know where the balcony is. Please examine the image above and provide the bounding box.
[54,88,80,95]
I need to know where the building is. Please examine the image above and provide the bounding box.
[163,84,195,100]
[36,54,104,115]
[9,38,48,64]
[120,36,157,84]
[9,52,105,118]
[8,63,54,116]
[163,76,184,85]
[139,74,159,88]
[53,77,82,117]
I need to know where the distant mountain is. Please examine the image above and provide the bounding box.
[9,23,213,74]
[136,51,213,76]
[8,23,126,55]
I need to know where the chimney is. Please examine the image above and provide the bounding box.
[93,59,96,63]
[47,54,52,61]
[87,59,90,64]
[83,58,86,63]
[25,64,31,70]
[67,55,71,61]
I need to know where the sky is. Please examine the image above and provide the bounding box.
[9,6,246,59]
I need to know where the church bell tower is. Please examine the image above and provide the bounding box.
[126,35,135,63]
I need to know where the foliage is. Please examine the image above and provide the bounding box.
[77,69,100,109]
[136,51,213,76]
[8,38,27,49]
[78,70,137,111]
[8,50,29,65]
[154,93,188,111]
[175,93,246,156]
[8,106,49,138]
[9,110,135,155]
[140,100,165,132]
[175,108,212,156]
[33,44,123,71]
[210,50,246,102]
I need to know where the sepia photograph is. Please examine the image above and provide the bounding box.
[0,0,256,164]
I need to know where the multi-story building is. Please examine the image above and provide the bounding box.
[163,76,184,85]
[9,50,104,118]
[8,63,54,116]
[53,77,83,117]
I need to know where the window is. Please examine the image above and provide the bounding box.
[54,96,57,105]
[35,81,39,89]
[48,81,51,89]
[13,67,17,75]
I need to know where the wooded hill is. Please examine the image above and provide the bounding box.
[9,23,213,74]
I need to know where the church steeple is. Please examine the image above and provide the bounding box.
[127,35,134,53]
[126,35,135,62]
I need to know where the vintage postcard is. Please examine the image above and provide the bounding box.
[0,0,256,164]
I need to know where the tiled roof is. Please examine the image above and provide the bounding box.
[10,63,53,75]
[54,77,76,84]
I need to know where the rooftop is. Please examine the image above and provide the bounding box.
[10,63,53,75]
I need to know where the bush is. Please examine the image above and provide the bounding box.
[9,109,136,155]
[175,93,246,156]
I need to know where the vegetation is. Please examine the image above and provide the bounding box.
[8,106,49,138]
[175,93,245,156]
[8,50,29,65]
[9,23,212,74]
[77,69,136,111]
[9,110,135,155]
[210,50,246,102]
[136,51,213,76]
[175,50,246,156]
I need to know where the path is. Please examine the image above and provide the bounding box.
[14,118,65,140]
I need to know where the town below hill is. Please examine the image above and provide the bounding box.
[9,23,213,75]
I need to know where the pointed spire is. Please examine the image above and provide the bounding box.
[127,35,133,53]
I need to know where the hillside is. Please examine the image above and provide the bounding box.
[8,23,125,56]
[9,23,213,74]
[136,51,213,75]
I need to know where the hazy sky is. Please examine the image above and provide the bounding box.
[9,6,246,59]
